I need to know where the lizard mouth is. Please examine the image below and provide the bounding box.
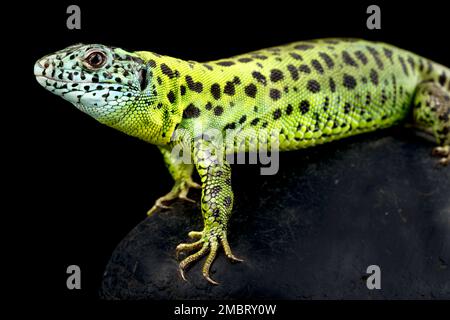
[35,74,47,86]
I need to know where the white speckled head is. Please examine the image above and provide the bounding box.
[34,44,150,126]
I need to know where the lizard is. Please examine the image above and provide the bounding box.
[34,38,450,285]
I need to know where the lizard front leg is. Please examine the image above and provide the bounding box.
[147,146,201,215]
[176,138,243,284]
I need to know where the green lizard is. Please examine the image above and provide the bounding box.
[34,38,450,284]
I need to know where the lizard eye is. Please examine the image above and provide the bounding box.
[83,51,107,69]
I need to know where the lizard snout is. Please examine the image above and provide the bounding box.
[34,60,44,76]
[34,57,56,87]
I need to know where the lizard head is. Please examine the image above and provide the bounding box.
[34,43,151,127]
[34,44,182,145]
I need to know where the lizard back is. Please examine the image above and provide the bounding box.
[172,38,449,152]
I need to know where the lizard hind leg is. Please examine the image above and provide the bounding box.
[412,81,450,165]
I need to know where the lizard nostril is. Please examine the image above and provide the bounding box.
[44,61,50,68]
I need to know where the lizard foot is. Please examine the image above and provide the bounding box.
[176,228,243,285]
[147,180,201,216]
[432,146,449,166]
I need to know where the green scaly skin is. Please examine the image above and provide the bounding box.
[34,38,450,284]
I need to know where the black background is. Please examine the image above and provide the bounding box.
[7,0,450,311]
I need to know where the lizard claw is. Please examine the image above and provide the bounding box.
[226,254,244,263]
[147,179,200,215]
[147,201,171,216]
[179,250,219,285]
[204,274,220,285]
[176,229,241,285]
[220,234,244,263]
[179,267,188,282]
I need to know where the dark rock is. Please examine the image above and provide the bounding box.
[100,128,450,299]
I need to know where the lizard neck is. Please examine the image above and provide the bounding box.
[113,51,189,146]
[130,52,218,144]
[131,51,253,144]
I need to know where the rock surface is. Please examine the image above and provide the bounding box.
[100,129,450,299]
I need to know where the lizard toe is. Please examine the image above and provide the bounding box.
[178,241,209,281]
[220,233,244,263]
